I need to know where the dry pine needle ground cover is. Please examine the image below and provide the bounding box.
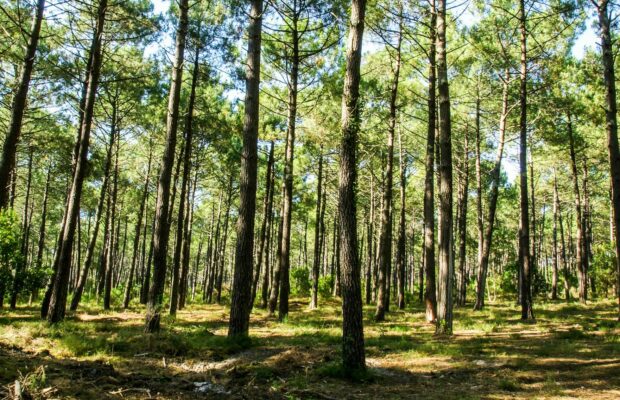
[0,298,619,399]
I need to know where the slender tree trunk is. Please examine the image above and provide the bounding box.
[474,69,509,311]
[552,170,559,300]
[170,45,200,315]
[457,125,469,307]
[396,120,407,310]
[518,0,534,320]
[365,174,374,305]
[0,0,46,209]
[46,0,107,323]
[35,164,51,271]
[423,0,438,323]
[103,137,119,310]
[70,127,115,311]
[252,142,275,309]
[338,0,367,371]
[375,12,402,321]
[567,112,587,303]
[310,148,323,309]
[216,178,233,304]
[123,142,152,309]
[277,20,300,320]
[435,0,454,335]
[145,0,189,332]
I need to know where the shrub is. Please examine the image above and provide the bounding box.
[291,267,311,295]
[318,275,334,298]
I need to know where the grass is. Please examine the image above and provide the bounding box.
[0,297,619,399]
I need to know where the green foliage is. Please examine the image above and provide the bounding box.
[318,275,334,299]
[290,267,311,296]
[0,210,23,299]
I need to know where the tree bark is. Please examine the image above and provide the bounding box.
[423,0,438,323]
[518,0,534,320]
[435,0,454,335]
[227,0,262,336]
[338,0,367,371]
[145,0,189,332]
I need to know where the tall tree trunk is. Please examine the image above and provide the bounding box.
[0,0,46,209]
[456,125,469,307]
[567,112,587,303]
[365,174,374,305]
[277,16,300,320]
[396,118,407,310]
[103,136,119,310]
[35,164,51,271]
[170,45,200,315]
[123,142,152,309]
[140,209,155,304]
[423,0,438,323]
[216,178,233,304]
[228,0,263,337]
[435,0,454,335]
[70,126,115,311]
[180,169,198,309]
[252,142,275,309]
[375,11,402,321]
[552,170,559,300]
[595,0,620,320]
[518,0,534,320]
[310,147,323,309]
[338,0,367,371]
[145,0,189,332]
[227,0,262,336]
[46,0,107,323]
[474,69,509,311]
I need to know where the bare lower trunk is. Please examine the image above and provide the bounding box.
[423,0,437,323]
[435,0,454,335]
[227,0,262,336]
[338,0,367,371]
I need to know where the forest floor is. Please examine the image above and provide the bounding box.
[0,297,619,399]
